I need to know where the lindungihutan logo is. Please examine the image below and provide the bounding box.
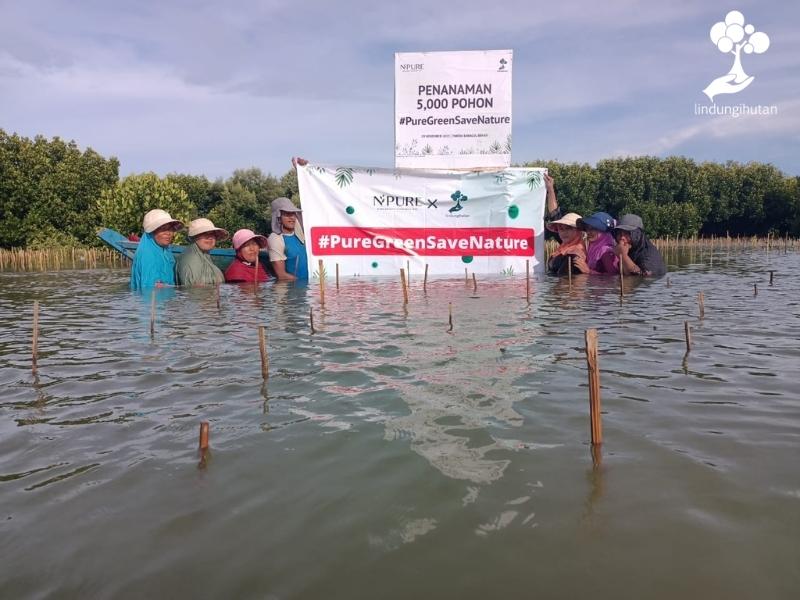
[703,10,770,101]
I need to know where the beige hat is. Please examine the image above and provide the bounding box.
[188,218,228,241]
[546,212,582,232]
[143,209,184,234]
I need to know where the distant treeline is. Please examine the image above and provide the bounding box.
[1,129,798,248]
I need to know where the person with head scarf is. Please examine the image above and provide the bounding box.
[577,212,619,274]
[225,229,271,283]
[176,218,228,286]
[267,197,308,281]
[130,209,184,290]
[543,173,590,276]
[612,214,666,277]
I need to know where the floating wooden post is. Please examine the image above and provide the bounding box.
[698,291,704,319]
[584,329,602,446]
[423,263,429,293]
[309,307,316,334]
[149,290,156,340]
[753,283,758,296]
[472,273,477,293]
[684,321,692,352]
[400,268,409,305]
[525,259,530,304]
[199,422,209,450]
[336,263,340,290]
[258,325,269,380]
[318,259,325,307]
[31,300,39,374]
[447,302,453,332]
[769,270,774,285]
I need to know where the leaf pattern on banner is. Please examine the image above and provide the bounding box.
[335,167,354,188]
[526,171,544,190]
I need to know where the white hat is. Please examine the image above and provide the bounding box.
[188,218,228,241]
[142,209,184,234]
[546,212,582,232]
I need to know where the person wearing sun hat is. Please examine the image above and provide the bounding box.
[543,174,590,276]
[130,209,185,290]
[224,228,271,283]
[612,214,666,277]
[577,211,619,274]
[267,196,308,281]
[176,218,229,286]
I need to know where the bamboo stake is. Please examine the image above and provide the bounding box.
[254,251,260,290]
[618,259,624,298]
[149,290,156,340]
[258,325,269,380]
[294,255,299,277]
[525,259,530,304]
[666,276,671,288]
[684,321,692,352]
[406,260,410,283]
[584,329,602,446]
[423,263,429,293]
[336,263,340,290]
[400,268,409,305]
[753,283,758,296]
[447,302,453,332]
[309,307,316,334]
[568,256,572,288]
[698,291,704,319]
[199,422,209,450]
[465,267,468,284]
[318,259,325,307]
[769,270,774,285]
[32,300,39,374]
[215,283,221,310]
[472,273,477,293]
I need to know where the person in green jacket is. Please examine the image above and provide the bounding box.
[176,218,228,286]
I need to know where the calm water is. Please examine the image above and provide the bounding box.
[1,249,798,599]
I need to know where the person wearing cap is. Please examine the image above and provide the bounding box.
[577,212,619,274]
[176,218,228,286]
[225,229,271,283]
[543,174,590,276]
[130,209,184,290]
[612,214,666,277]
[268,197,308,281]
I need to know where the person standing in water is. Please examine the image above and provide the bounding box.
[267,197,308,281]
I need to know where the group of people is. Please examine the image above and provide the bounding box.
[129,197,309,290]
[544,174,666,277]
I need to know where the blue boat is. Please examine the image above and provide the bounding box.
[97,228,270,271]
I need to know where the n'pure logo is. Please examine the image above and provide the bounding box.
[703,10,770,101]
[373,194,438,210]
[400,63,423,73]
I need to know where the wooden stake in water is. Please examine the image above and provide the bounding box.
[472,273,477,294]
[336,263,340,290]
[584,329,602,446]
[448,302,453,332]
[406,260,410,283]
[423,264,429,293]
[618,259,624,298]
[698,291,705,319]
[294,255,299,278]
[465,267,468,284]
[215,283,221,311]
[753,283,758,296]
[400,268,409,305]
[568,256,573,288]
[199,422,209,450]
[684,321,692,352]
[254,251,260,291]
[318,259,325,307]
[258,325,269,380]
[525,259,530,304]
[149,290,156,340]
[309,307,316,334]
[31,300,39,374]
[666,276,671,288]
[769,270,774,286]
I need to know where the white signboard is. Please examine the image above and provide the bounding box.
[395,49,513,169]
[296,164,545,277]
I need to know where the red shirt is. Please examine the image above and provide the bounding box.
[224,258,270,283]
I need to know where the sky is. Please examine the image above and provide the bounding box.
[1,0,798,179]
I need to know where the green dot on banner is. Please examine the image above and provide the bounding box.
[508,205,520,219]
[371,261,378,268]
[346,206,355,215]
[461,256,473,264]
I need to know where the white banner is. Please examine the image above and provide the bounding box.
[395,49,513,169]
[296,165,546,277]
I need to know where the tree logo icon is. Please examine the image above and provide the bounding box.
[449,190,468,213]
[498,58,507,71]
[703,10,770,101]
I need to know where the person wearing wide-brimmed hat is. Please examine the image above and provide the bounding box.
[612,214,666,277]
[544,174,590,276]
[267,197,308,281]
[224,229,271,283]
[176,218,228,286]
[130,209,185,290]
[577,212,619,274]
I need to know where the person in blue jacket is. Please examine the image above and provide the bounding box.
[130,209,185,290]
[267,197,308,281]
